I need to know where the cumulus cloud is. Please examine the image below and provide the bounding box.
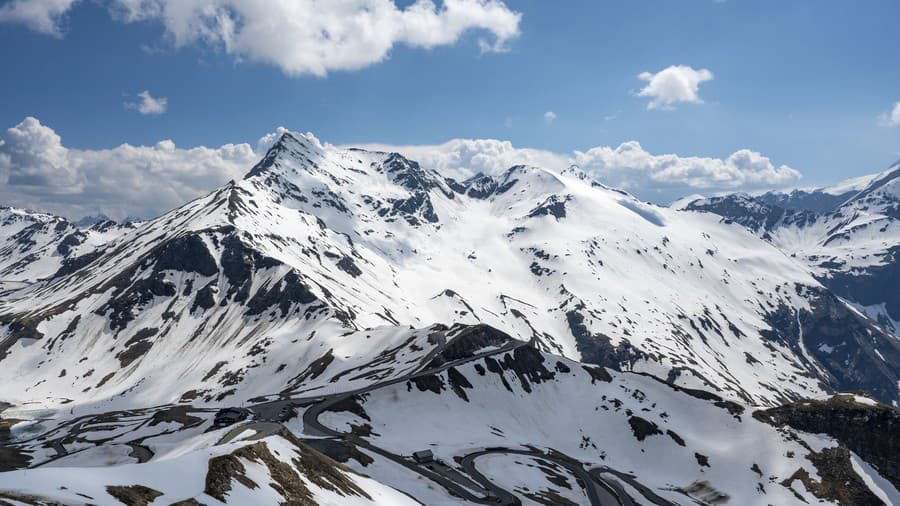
[637,65,714,110]
[125,90,168,115]
[879,102,900,127]
[573,142,801,193]
[0,116,79,192]
[0,0,78,36]
[0,117,258,220]
[1,0,522,76]
[355,138,801,201]
[543,111,557,123]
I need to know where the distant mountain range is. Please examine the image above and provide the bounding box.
[0,132,897,505]
[683,161,900,336]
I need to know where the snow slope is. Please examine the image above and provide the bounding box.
[0,132,897,413]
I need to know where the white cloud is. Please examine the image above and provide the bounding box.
[878,102,900,127]
[543,111,557,123]
[126,90,168,115]
[0,117,258,219]
[0,117,75,187]
[355,138,801,201]
[573,142,801,193]
[0,0,78,36]
[637,65,714,110]
[2,0,522,76]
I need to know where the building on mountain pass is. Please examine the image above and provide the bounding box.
[213,407,250,428]
[412,449,434,464]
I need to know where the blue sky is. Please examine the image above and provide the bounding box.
[1,0,899,218]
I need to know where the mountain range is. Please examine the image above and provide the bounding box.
[0,131,897,505]
[683,160,900,336]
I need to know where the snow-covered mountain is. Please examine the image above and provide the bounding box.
[0,131,898,505]
[0,207,134,293]
[684,161,900,336]
[2,133,898,408]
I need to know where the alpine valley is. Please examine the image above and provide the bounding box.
[0,131,898,505]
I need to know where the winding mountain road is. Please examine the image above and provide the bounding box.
[460,449,618,506]
[220,337,655,505]
[295,338,528,504]
[6,334,660,505]
[218,422,285,445]
[218,338,530,503]
[591,468,673,506]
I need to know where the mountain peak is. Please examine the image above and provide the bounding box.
[245,130,324,179]
[278,130,322,150]
[559,164,591,182]
[382,152,445,193]
[74,214,112,228]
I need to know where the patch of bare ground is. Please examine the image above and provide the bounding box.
[105,484,164,506]
[204,430,372,504]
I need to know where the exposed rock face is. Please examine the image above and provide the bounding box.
[105,484,164,506]
[800,290,900,404]
[152,234,218,277]
[760,287,900,406]
[686,194,790,233]
[756,189,857,214]
[565,307,647,372]
[755,394,900,490]
[205,431,373,504]
[826,244,900,325]
[0,412,30,472]
[428,323,515,366]
[779,446,883,506]
[628,415,662,441]
[415,342,566,399]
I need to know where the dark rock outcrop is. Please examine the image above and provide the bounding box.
[755,394,900,490]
